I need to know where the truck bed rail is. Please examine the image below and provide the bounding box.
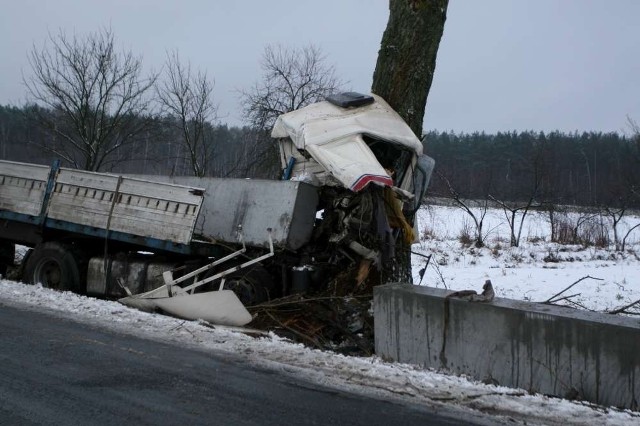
[0,160,204,251]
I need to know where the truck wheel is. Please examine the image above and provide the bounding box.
[222,265,275,306]
[23,242,81,292]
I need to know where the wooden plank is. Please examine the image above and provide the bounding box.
[48,192,198,227]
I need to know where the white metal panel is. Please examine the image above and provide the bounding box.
[119,290,252,326]
[304,134,392,191]
[271,94,423,156]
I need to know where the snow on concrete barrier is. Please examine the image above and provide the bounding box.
[374,284,640,410]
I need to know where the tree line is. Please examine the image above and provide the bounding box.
[426,129,640,210]
[0,104,267,178]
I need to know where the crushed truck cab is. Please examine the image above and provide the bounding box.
[273,92,434,266]
[274,93,426,193]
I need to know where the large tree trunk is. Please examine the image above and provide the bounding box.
[372,0,448,283]
[372,0,448,136]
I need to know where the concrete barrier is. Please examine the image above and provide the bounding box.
[374,284,640,410]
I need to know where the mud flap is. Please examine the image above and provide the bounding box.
[119,290,252,326]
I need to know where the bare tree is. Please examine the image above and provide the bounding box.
[371,0,449,282]
[241,44,343,130]
[491,134,551,247]
[603,205,625,250]
[24,28,156,171]
[489,196,538,248]
[601,194,640,251]
[156,51,218,177]
[371,0,448,136]
[437,171,492,247]
[621,223,640,252]
[627,115,640,143]
[239,44,343,178]
[491,156,546,247]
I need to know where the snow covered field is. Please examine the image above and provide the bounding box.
[1,202,639,424]
[413,202,640,315]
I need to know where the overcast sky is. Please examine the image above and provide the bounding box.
[1,0,639,134]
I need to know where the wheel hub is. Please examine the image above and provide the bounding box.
[35,259,63,289]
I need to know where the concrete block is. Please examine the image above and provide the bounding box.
[374,283,640,410]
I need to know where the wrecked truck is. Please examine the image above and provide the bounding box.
[0,92,434,326]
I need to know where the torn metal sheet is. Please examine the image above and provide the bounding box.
[119,290,252,326]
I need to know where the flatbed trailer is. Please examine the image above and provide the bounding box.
[0,158,318,305]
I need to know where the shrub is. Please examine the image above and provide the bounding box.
[458,221,473,247]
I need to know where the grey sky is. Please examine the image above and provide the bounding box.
[1,0,638,134]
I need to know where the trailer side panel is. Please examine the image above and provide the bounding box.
[0,160,204,248]
[0,161,49,217]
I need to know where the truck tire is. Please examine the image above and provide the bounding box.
[220,265,275,306]
[23,242,81,292]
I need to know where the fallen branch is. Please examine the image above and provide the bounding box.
[548,293,581,304]
[410,250,433,260]
[430,257,448,289]
[608,298,640,315]
[564,298,594,312]
[543,275,603,304]
[170,320,196,338]
[264,310,322,349]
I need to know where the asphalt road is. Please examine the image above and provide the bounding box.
[0,304,485,425]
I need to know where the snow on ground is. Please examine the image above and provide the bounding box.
[2,203,640,425]
[412,202,640,314]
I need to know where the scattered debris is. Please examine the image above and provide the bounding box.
[446,280,495,302]
[248,292,375,356]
